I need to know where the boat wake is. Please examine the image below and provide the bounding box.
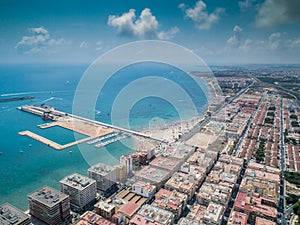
[42,97,63,102]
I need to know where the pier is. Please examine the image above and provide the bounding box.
[18,105,165,150]
[19,131,96,150]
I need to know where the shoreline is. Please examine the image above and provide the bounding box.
[139,116,205,143]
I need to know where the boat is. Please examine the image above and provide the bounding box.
[20,150,24,154]
[69,151,73,154]
[29,144,32,147]
[0,152,2,155]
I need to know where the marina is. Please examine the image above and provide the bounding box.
[17,105,163,151]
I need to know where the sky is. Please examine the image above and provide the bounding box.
[0,0,300,64]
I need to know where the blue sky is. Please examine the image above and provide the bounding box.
[1,0,300,64]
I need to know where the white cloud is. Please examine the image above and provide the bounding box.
[239,38,253,52]
[238,0,256,11]
[268,32,282,50]
[227,25,243,46]
[15,27,64,54]
[226,25,253,52]
[157,27,180,40]
[179,0,224,29]
[108,8,161,38]
[79,41,88,48]
[233,25,242,33]
[256,0,300,27]
[286,38,300,48]
[95,41,103,51]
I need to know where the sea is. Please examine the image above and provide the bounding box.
[0,62,208,210]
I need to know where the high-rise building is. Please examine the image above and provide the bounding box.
[0,203,31,225]
[28,186,70,225]
[88,163,116,192]
[60,173,97,211]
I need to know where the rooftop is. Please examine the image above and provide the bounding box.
[94,201,115,212]
[255,217,277,225]
[247,162,280,175]
[80,211,114,225]
[198,182,232,206]
[187,204,206,223]
[165,172,198,193]
[218,154,244,166]
[28,186,68,207]
[178,217,204,225]
[203,202,224,224]
[88,163,115,176]
[132,181,156,194]
[161,144,194,161]
[227,210,248,225]
[130,214,163,225]
[135,166,169,184]
[149,156,181,171]
[152,188,187,213]
[117,202,140,218]
[0,203,30,225]
[240,176,279,200]
[115,190,147,206]
[245,168,280,183]
[60,173,96,190]
[138,204,174,225]
[234,192,277,219]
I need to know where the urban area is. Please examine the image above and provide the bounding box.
[1,65,300,225]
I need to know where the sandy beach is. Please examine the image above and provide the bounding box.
[140,116,205,143]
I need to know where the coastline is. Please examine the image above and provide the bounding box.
[140,116,205,143]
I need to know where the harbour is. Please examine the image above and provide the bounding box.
[17,105,163,150]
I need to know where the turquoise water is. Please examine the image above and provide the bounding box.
[0,62,207,210]
[39,126,88,145]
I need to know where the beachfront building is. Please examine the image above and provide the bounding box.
[28,186,70,225]
[0,203,31,225]
[60,173,97,211]
[88,163,116,192]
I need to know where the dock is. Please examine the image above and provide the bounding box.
[18,105,165,150]
[19,131,96,150]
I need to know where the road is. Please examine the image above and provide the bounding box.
[232,91,266,156]
[278,96,286,224]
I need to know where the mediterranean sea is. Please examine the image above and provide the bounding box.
[0,62,207,210]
